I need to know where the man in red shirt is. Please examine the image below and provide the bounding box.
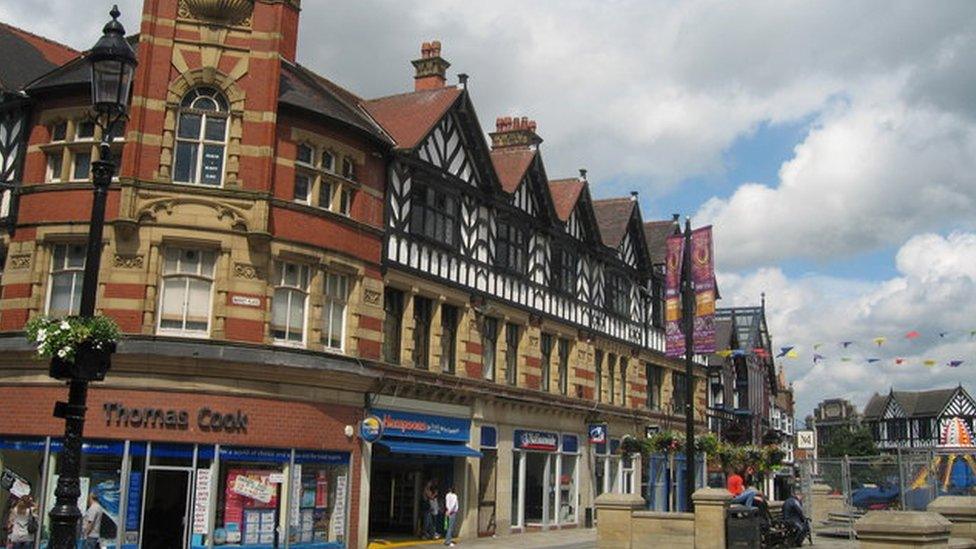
[728,469,758,507]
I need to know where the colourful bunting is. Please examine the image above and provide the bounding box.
[924,359,936,367]
[867,358,881,363]
[841,341,854,348]
[813,353,825,363]
[776,346,794,358]
[732,350,747,357]
[786,349,799,359]
[841,357,852,362]
[716,350,733,358]
[813,343,823,350]
[949,360,964,368]
[905,331,920,339]
[873,336,887,347]
[939,332,949,338]
[895,357,907,365]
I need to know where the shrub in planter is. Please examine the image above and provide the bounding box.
[26,316,120,381]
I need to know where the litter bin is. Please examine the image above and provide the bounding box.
[726,504,761,548]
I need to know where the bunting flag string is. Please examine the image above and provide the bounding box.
[776,346,794,358]
[873,336,887,347]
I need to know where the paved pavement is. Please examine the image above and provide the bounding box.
[380,529,857,548]
[388,529,597,549]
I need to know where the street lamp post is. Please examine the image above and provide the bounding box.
[47,6,136,548]
[681,217,696,512]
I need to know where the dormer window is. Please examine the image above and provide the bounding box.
[173,87,229,187]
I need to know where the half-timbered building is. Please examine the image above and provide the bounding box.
[0,2,715,547]
[863,386,976,451]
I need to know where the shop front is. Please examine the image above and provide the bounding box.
[0,386,361,549]
[510,429,579,531]
[365,402,480,539]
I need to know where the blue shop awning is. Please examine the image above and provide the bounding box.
[377,439,482,458]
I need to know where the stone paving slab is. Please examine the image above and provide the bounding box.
[395,528,597,549]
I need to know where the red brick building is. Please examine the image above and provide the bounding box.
[0,1,712,547]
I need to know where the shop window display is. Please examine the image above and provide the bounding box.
[0,438,349,549]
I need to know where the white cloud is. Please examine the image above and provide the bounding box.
[718,232,976,418]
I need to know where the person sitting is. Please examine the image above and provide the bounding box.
[782,488,811,545]
[727,469,760,508]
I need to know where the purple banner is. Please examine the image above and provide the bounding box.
[691,226,716,354]
[665,234,685,357]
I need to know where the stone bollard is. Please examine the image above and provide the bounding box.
[855,510,953,548]
[810,483,833,525]
[928,496,976,541]
[595,492,645,549]
[692,487,731,549]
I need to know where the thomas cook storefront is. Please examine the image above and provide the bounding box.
[0,386,360,549]
[362,397,480,541]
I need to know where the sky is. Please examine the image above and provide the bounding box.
[3,0,975,420]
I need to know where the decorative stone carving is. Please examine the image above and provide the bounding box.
[363,289,382,306]
[234,262,258,280]
[8,254,31,270]
[179,0,254,26]
[114,255,145,269]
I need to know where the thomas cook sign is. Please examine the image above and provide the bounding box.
[102,402,248,434]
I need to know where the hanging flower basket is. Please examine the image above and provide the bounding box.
[26,316,120,381]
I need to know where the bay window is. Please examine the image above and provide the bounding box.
[495,218,526,273]
[410,181,457,247]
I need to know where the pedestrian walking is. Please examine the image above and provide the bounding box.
[423,478,441,539]
[443,485,458,547]
[82,493,105,549]
[6,495,37,549]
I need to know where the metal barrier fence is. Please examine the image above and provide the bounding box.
[798,449,975,541]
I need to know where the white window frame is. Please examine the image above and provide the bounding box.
[69,149,92,182]
[322,271,348,352]
[46,152,63,183]
[156,248,216,337]
[46,243,86,316]
[173,88,229,187]
[272,261,311,347]
[293,143,315,205]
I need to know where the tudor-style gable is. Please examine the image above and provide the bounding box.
[941,386,976,418]
[883,393,907,419]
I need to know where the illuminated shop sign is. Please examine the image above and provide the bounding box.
[369,408,470,442]
[102,402,248,434]
[514,430,559,452]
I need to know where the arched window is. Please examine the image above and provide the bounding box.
[173,87,229,186]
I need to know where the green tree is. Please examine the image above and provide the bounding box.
[823,427,878,458]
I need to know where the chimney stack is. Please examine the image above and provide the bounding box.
[490,115,543,150]
[412,40,451,91]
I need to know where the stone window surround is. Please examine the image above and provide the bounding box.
[37,108,124,184]
[287,127,364,217]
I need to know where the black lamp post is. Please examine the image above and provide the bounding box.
[47,6,136,548]
[681,217,696,512]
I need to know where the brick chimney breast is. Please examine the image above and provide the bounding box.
[490,115,543,150]
[412,40,451,91]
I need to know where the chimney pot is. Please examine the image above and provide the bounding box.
[630,191,639,201]
[579,168,588,180]
[496,117,504,131]
[431,40,441,56]
[528,120,537,132]
[412,40,450,91]
[458,73,469,87]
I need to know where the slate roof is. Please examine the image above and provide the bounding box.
[26,35,140,93]
[643,220,675,265]
[863,388,960,419]
[361,86,462,150]
[592,197,636,248]
[707,317,736,366]
[278,60,390,144]
[490,148,535,193]
[548,178,585,222]
[0,22,78,92]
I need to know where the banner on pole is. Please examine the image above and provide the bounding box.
[665,233,685,357]
[691,226,716,354]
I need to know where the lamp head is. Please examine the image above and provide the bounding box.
[89,5,138,117]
